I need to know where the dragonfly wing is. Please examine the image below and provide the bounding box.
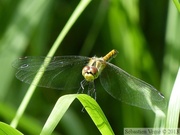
[12,56,90,90]
[100,62,167,110]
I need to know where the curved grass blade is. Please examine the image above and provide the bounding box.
[77,94,115,135]
[40,94,114,135]
[166,68,180,128]
[173,0,180,12]
[0,122,23,135]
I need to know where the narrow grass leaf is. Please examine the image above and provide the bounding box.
[77,94,115,135]
[173,0,180,12]
[40,94,114,135]
[40,94,76,135]
[166,68,180,128]
[0,122,23,135]
[153,109,166,129]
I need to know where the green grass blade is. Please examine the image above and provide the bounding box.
[153,110,166,129]
[77,94,114,135]
[40,94,114,135]
[173,0,180,12]
[166,68,180,128]
[0,122,23,135]
[40,94,76,135]
[161,0,180,98]
[10,0,91,128]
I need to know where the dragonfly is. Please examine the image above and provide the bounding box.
[12,49,167,110]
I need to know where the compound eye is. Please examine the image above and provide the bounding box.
[82,66,99,82]
[90,66,98,75]
[82,66,90,73]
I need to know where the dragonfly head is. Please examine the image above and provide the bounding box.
[82,66,98,82]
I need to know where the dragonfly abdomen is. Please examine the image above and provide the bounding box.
[103,49,118,62]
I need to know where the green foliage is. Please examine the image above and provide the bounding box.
[173,0,180,12]
[0,0,180,134]
[41,94,114,135]
[0,122,23,135]
[166,69,180,128]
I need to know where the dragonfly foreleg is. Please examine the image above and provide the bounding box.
[77,79,88,94]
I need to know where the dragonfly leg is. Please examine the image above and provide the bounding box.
[78,80,96,100]
[88,81,96,100]
[77,86,82,94]
[77,79,87,94]
[93,82,96,100]
[93,86,96,100]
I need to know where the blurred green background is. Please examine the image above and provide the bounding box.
[0,0,179,134]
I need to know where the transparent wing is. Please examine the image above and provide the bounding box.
[100,62,167,110]
[12,56,90,90]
